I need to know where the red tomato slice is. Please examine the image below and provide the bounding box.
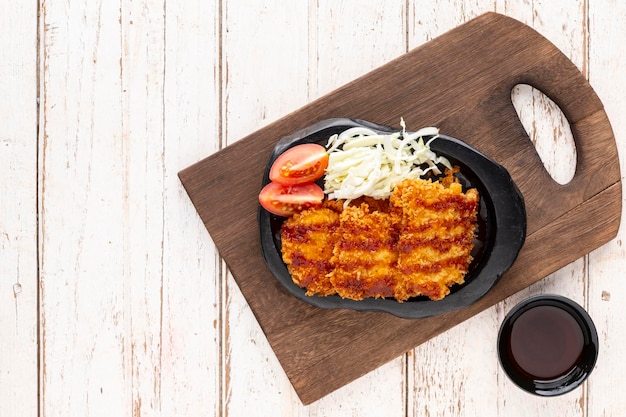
[259,182,324,217]
[269,143,329,185]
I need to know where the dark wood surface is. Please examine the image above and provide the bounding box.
[179,12,621,404]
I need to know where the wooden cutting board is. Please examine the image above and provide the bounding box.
[179,12,621,404]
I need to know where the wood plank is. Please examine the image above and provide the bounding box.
[161,1,222,416]
[311,0,407,98]
[39,1,129,413]
[0,3,39,417]
[39,1,233,416]
[586,0,626,415]
[179,12,620,404]
[119,0,167,415]
[220,1,311,415]
[39,1,170,415]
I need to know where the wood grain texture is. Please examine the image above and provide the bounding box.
[4,1,626,416]
[162,1,222,415]
[179,12,621,404]
[39,1,131,415]
[0,3,39,417]
[586,1,626,416]
[120,2,167,415]
[220,2,311,415]
[39,1,224,416]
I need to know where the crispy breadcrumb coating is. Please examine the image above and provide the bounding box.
[329,204,400,300]
[280,175,479,301]
[281,207,340,296]
[391,178,479,301]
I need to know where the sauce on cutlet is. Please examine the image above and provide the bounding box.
[397,257,471,274]
[280,176,479,301]
[280,207,340,296]
[288,252,333,270]
[393,179,478,301]
[335,235,397,252]
[398,235,474,253]
[281,222,339,242]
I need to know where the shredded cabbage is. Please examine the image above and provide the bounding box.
[324,119,452,201]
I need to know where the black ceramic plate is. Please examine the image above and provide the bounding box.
[259,118,526,319]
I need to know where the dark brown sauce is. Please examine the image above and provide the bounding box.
[507,305,584,380]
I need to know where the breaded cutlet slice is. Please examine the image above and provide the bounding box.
[281,207,340,296]
[329,203,400,300]
[391,178,479,301]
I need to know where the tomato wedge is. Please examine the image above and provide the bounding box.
[269,143,329,185]
[259,182,324,217]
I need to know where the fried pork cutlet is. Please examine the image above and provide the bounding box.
[329,204,400,300]
[279,177,479,302]
[281,207,340,296]
[391,178,479,301]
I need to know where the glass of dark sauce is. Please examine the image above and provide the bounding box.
[497,294,599,396]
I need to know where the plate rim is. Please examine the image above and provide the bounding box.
[259,118,526,319]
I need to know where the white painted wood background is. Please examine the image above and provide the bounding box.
[2,0,625,415]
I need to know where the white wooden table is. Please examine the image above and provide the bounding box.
[2,1,625,416]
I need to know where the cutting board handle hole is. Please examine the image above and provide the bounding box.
[511,84,576,185]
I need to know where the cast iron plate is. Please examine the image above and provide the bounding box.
[259,118,526,319]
